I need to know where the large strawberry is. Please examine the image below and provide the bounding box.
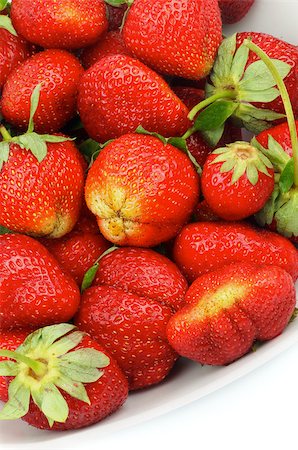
[85,133,200,247]
[11,0,108,49]
[167,263,296,366]
[218,0,255,24]
[173,222,298,283]
[122,0,222,80]
[0,234,80,330]
[77,54,190,143]
[81,31,130,69]
[0,324,128,430]
[1,49,84,133]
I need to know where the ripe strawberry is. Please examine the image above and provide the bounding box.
[256,120,298,158]
[167,263,296,366]
[0,234,80,330]
[85,133,200,247]
[173,222,298,283]
[0,325,128,430]
[106,3,128,31]
[218,0,255,24]
[77,55,190,143]
[201,141,275,221]
[1,49,84,133]
[81,31,130,69]
[122,0,222,80]
[11,0,108,49]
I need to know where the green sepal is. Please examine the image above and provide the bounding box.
[18,133,47,162]
[274,189,298,237]
[193,100,237,132]
[0,141,10,171]
[55,375,90,404]
[279,159,294,193]
[59,362,104,383]
[235,104,285,134]
[40,383,69,425]
[81,246,118,293]
[252,135,291,172]
[239,59,291,91]
[60,348,110,369]
[0,377,30,420]
[49,331,85,357]
[290,308,298,323]
[210,34,237,86]
[0,224,13,234]
[255,184,282,227]
[79,138,101,160]
[0,16,17,37]
[0,0,8,11]
[17,323,77,353]
[135,125,167,145]
[0,361,19,376]
[105,0,128,6]
[28,85,41,134]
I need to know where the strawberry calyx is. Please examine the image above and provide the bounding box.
[0,85,73,171]
[81,245,118,293]
[210,141,273,185]
[0,324,110,427]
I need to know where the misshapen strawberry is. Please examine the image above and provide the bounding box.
[81,31,130,69]
[0,325,128,430]
[78,55,190,143]
[167,263,296,365]
[11,0,108,49]
[173,222,298,283]
[0,234,80,330]
[218,0,255,24]
[123,0,222,80]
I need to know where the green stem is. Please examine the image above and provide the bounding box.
[182,125,196,140]
[0,349,47,377]
[0,125,12,141]
[188,90,236,121]
[245,40,298,187]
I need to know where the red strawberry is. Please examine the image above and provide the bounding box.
[167,263,296,366]
[218,0,255,24]
[0,234,80,330]
[1,49,84,133]
[81,31,130,69]
[0,325,128,430]
[11,0,108,49]
[75,285,178,390]
[106,3,128,31]
[0,329,33,401]
[77,55,190,143]
[122,0,222,80]
[256,120,298,158]
[173,222,298,283]
[85,133,200,247]
[201,141,275,221]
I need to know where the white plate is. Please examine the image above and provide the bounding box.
[0,0,298,447]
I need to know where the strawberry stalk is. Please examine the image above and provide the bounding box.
[0,125,12,141]
[188,91,236,122]
[0,349,46,376]
[244,39,298,187]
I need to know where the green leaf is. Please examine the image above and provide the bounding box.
[60,349,110,369]
[28,85,42,133]
[79,138,101,160]
[0,141,10,171]
[81,263,99,293]
[279,159,294,193]
[201,125,225,148]
[0,16,17,36]
[0,377,30,420]
[0,0,8,11]
[230,44,250,83]
[0,361,18,376]
[40,383,69,424]
[210,34,237,86]
[55,376,90,404]
[194,100,237,132]
[49,331,85,357]
[59,361,104,383]
[135,126,167,145]
[41,135,73,144]
[240,59,292,91]
[18,133,48,162]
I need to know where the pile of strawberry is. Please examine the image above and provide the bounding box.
[0,0,297,433]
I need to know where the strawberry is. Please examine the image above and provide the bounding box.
[201,141,275,221]
[0,324,128,430]
[106,3,128,31]
[167,263,296,366]
[256,120,298,158]
[11,0,108,49]
[1,49,84,133]
[75,285,178,390]
[0,329,33,401]
[81,31,130,69]
[173,222,298,283]
[122,0,222,80]
[77,55,190,143]
[85,133,200,247]
[218,0,255,24]
[0,234,80,330]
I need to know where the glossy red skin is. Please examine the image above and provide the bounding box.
[93,247,188,312]
[201,153,275,220]
[85,134,200,247]
[1,49,84,133]
[0,234,80,330]
[256,120,298,158]
[0,329,33,401]
[167,263,296,366]
[75,285,178,390]
[81,30,130,69]
[218,0,254,24]
[123,0,222,80]
[19,336,128,430]
[173,222,298,282]
[0,28,35,90]
[78,55,190,143]
[107,4,128,31]
[0,140,84,238]
[11,0,108,49]
[236,32,298,116]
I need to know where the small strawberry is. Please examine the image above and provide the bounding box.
[81,31,130,69]
[218,0,255,24]
[1,49,84,133]
[85,133,200,247]
[0,234,80,330]
[201,141,275,221]
[11,0,108,49]
[173,222,298,283]
[122,0,222,80]
[77,54,190,143]
[167,263,296,366]
[106,3,128,31]
[0,324,128,430]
